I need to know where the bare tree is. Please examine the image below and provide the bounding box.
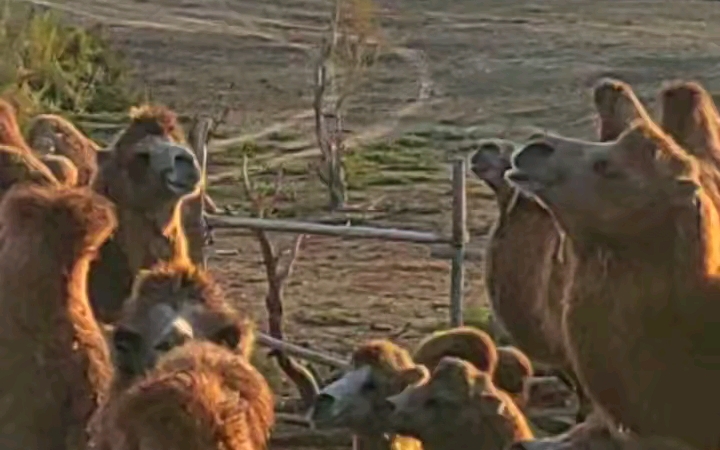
[314,0,382,210]
[240,155,319,409]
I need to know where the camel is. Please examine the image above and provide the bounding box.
[505,105,720,448]
[386,356,533,450]
[310,339,424,450]
[0,184,117,450]
[310,328,535,450]
[23,106,221,322]
[110,231,254,391]
[471,78,648,423]
[90,340,274,450]
[87,104,204,323]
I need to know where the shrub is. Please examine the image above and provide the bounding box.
[0,4,137,123]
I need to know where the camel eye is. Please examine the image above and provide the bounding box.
[593,159,624,179]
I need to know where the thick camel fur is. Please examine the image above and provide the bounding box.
[659,80,720,166]
[592,77,650,142]
[111,236,254,391]
[386,356,533,450]
[310,340,424,450]
[26,113,102,185]
[89,103,202,324]
[507,108,720,448]
[40,153,79,186]
[91,341,274,450]
[0,184,117,450]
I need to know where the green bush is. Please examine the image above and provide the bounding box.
[0,4,137,122]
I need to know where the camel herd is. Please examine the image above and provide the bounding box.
[0,76,716,450]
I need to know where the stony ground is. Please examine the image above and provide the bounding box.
[20,0,720,446]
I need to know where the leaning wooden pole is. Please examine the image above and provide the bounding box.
[449,158,468,327]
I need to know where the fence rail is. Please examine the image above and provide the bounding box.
[209,158,469,329]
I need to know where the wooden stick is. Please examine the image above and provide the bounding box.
[206,215,450,244]
[257,333,349,369]
[449,158,468,327]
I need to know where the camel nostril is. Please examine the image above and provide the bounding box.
[384,399,397,413]
[512,142,556,170]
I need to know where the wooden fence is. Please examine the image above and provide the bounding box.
[206,158,469,328]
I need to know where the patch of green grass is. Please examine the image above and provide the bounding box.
[0,4,138,122]
[345,139,442,190]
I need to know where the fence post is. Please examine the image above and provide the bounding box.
[450,158,467,327]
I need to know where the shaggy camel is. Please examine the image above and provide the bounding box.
[90,340,274,450]
[88,104,203,323]
[26,111,218,263]
[111,235,254,391]
[386,356,533,450]
[506,108,720,448]
[0,184,117,450]
[310,328,534,450]
[472,78,646,422]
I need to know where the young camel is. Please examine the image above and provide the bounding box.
[109,227,254,391]
[0,184,117,450]
[386,356,533,450]
[506,108,720,448]
[471,78,647,422]
[310,328,534,450]
[90,340,275,450]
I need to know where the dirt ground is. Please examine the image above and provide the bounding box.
[20,0,720,444]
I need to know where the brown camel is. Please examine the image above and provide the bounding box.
[386,356,533,450]
[472,78,648,423]
[110,230,254,391]
[26,110,218,262]
[90,340,274,450]
[310,329,534,450]
[506,108,720,448]
[0,184,117,450]
[88,104,203,323]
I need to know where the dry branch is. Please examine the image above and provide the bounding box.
[240,155,320,409]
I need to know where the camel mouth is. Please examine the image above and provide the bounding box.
[164,176,197,195]
[504,169,551,194]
